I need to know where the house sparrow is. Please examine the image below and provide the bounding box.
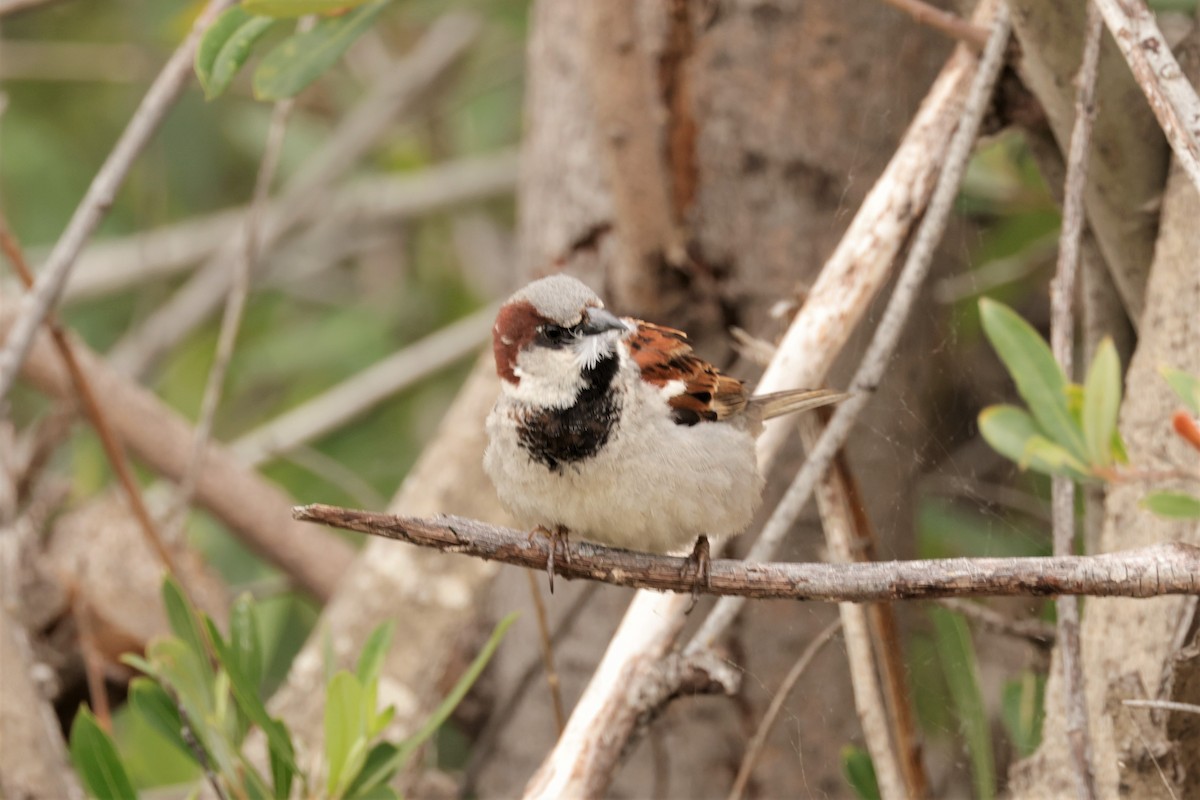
[483,274,845,590]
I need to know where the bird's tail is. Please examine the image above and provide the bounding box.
[749,387,848,421]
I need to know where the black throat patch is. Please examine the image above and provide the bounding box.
[515,353,621,472]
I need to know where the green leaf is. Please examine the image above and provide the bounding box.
[356,621,395,688]
[342,741,400,800]
[841,745,881,800]
[1140,491,1200,519]
[979,299,1086,461]
[243,0,376,17]
[161,577,213,681]
[230,594,264,697]
[128,678,192,760]
[70,707,137,800]
[146,638,216,724]
[1019,435,1092,480]
[1001,671,1045,758]
[1160,364,1200,415]
[325,671,367,798]
[206,15,277,100]
[204,619,298,779]
[979,405,1090,479]
[931,608,995,800]
[253,0,390,101]
[1082,338,1121,468]
[196,7,255,93]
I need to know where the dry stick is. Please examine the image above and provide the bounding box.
[0,220,186,584]
[0,0,235,402]
[934,598,1057,647]
[526,5,1006,794]
[810,461,907,800]
[230,303,496,466]
[108,13,482,378]
[73,596,112,732]
[689,1,1013,656]
[291,506,1200,600]
[1049,6,1103,798]
[878,0,989,49]
[166,99,294,543]
[1122,699,1200,716]
[1093,0,1200,196]
[727,619,843,800]
[524,570,567,733]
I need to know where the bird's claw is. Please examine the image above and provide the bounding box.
[682,534,711,613]
[531,525,571,593]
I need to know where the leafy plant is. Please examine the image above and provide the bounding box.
[841,745,881,800]
[1001,670,1045,759]
[69,576,514,799]
[196,0,393,101]
[977,299,1200,520]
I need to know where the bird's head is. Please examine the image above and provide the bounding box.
[492,275,632,406]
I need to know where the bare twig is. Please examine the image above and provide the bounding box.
[167,99,294,543]
[292,505,1200,600]
[1121,699,1200,716]
[1049,6,1104,797]
[230,304,495,466]
[691,2,1012,653]
[0,0,236,402]
[808,444,907,800]
[878,0,989,49]
[108,13,482,378]
[0,219,185,583]
[935,598,1056,647]
[524,570,566,733]
[1093,0,1200,195]
[727,619,842,800]
[0,0,66,17]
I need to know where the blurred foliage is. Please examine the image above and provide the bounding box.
[4,0,525,788]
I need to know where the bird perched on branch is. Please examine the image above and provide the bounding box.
[484,274,845,591]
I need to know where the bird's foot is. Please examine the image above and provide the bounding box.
[682,535,711,612]
[530,525,571,593]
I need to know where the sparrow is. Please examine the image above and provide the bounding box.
[483,274,845,591]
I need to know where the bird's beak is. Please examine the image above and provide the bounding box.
[579,307,631,336]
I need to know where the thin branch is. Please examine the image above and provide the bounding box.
[0,0,236,402]
[690,2,1012,654]
[524,570,566,733]
[0,218,186,583]
[167,98,294,543]
[808,443,907,800]
[107,13,482,378]
[1093,0,1200,196]
[727,619,842,800]
[230,304,495,466]
[1049,6,1103,797]
[291,505,1200,600]
[934,599,1056,647]
[1121,699,1200,716]
[0,0,67,17]
[878,0,989,49]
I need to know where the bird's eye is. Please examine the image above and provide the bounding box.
[539,324,569,346]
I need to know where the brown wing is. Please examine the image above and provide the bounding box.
[628,322,748,425]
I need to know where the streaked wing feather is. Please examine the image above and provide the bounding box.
[629,322,748,425]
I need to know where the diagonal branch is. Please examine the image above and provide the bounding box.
[0,0,236,401]
[292,505,1200,601]
[1093,0,1200,196]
